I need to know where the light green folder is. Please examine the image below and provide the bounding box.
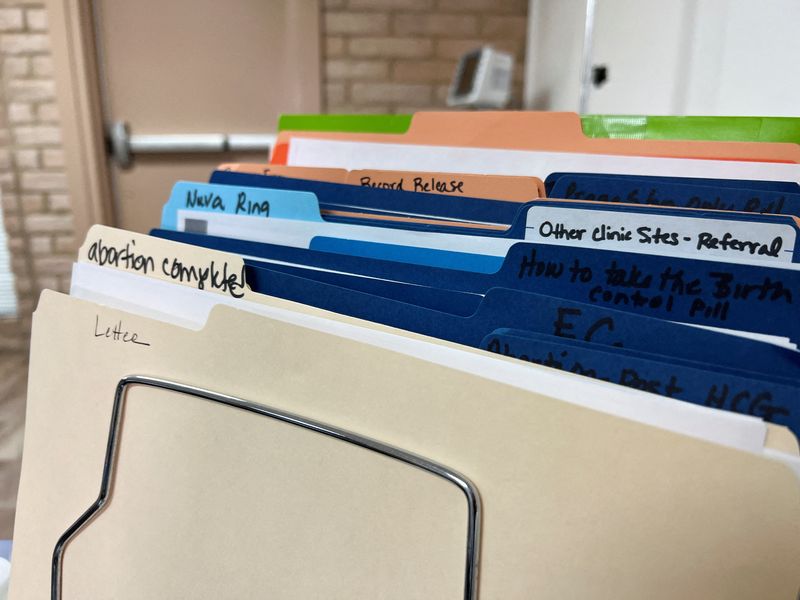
[581,115,800,143]
[277,114,412,134]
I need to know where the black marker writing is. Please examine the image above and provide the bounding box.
[743,196,785,214]
[685,195,736,211]
[485,338,607,380]
[552,306,621,346]
[359,176,404,190]
[161,258,246,298]
[235,192,269,217]
[619,369,683,397]
[706,385,790,422]
[87,238,155,274]
[412,176,465,194]
[561,181,679,207]
[538,221,587,240]
[604,261,652,289]
[592,224,632,242]
[94,314,150,346]
[658,267,702,295]
[696,232,782,257]
[568,259,593,282]
[486,336,792,423]
[709,272,792,303]
[637,226,679,246]
[517,248,565,280]
[186,189,225,211]
[589,285,674,311]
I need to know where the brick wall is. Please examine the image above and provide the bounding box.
[321,0,528,113]
[0,2,73,350]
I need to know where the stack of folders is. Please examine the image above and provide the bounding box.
[11,112,800,599]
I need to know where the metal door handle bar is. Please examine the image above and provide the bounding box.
[108,121,277,168]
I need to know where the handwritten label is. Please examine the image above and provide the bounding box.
[526,206,796,263]
[87,238,155,274]
[549,306,621,346]
[514,246,795,329]
[558,179,789,214]
[86,238,247,298]
[186,188,225,211]
[184,188,269,218]
[485,335,793,424]
[359,175,465,194]
[93,314,150,346]
[359,176,404,190]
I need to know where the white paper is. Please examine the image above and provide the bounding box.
[525,205,797,264]
[287,137,800,183]
[176,209,512,258]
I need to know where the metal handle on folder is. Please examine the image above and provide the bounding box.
[108,121,276,168]
[51,375,482,600]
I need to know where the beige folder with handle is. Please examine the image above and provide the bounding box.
[10,275,800,598]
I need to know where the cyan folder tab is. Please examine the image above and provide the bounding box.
[550,174,800,215]
[580,115,800,144]
[151,228,800,346]
[160,180,323,231]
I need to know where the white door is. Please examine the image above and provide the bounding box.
[526,0,800,116]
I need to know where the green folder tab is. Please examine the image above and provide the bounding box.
[278,114,412,134]
[278,113,800,144]
[581,115,800,144]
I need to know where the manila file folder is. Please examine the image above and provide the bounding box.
[10,288,800,599]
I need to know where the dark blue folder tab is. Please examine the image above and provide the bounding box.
[481,329,799,436]
[153,228,800,345]
[210,169,525,226]
[258,261,483,316]
[544,173,800,196]
[549,175,800,216]
[230,251,800,380]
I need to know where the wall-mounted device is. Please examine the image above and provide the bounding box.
[447,46,514,109]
